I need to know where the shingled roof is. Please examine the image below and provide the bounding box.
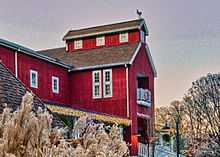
[0,62,65,127]
[63,19,148,40]
[38,42,141,71]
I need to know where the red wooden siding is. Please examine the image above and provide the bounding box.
[129,45,154,117]
[129,30,140,42]
[0,29,155,156]
[0,46,15,73]
[67,30,140,52]
[128,44,155,154]
[17,53,70,105]
[83,36,96,49]
[105,33,120,46]
[70,67,127,117]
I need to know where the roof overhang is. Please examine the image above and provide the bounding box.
[63,19,149,41]
[0,38,71,69]
[70,62,129,71]
[139,19,149,35]
[129,42,157,77]
[63,26,139,41]
[145,44,157,77]
[47,104,131,126]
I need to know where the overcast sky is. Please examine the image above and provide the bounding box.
[0,0,220,106]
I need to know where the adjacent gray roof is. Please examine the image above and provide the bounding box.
[0,62,65,128]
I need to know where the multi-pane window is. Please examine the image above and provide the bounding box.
[74,39,82,49]
[103,69,112,97]
[92,70,102,98]
[52,76,59,93]
[119,32,128,43]
[96,36,105,46]
[30,70,38,88]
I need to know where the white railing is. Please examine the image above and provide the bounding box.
[138,143,149,157]
[155,145,185,157]
[137,88,151,107]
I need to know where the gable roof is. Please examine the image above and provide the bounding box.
[0,38,71,69]
[0,62,65,127]
[63,18,148,40]
[38,42,141,71]
[0,18,156,76]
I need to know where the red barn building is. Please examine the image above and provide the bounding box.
[0,18,157,156]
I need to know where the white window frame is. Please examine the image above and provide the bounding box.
[52,76,59,94]
[119,32,128,43]
[30,70,38,88]
[96,36,105,46]
[65,42,69,51]
[74,39,82,49]
[103,69,112,98]
[92,70,102,99]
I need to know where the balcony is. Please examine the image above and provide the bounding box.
[137,88,151,107]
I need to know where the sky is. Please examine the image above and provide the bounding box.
[0,0,220,106]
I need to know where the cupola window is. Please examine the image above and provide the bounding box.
[74,40,82,49]
[119,32,128,43]
[96,36,105,46]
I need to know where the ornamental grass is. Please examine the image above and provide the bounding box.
[0,92,129,157]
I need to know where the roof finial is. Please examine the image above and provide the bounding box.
[136,9,142,19]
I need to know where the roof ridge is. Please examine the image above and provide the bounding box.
[63,18,146,40]
[69,18,143,32]
[37,46,65,52]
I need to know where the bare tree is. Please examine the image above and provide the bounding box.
[183,73,220,156]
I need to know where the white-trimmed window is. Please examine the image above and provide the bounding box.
[119,32,128,43]
[92,70,102,99]
[103,69,112,97]
[74,39,82,49]
[52,76,59,93]
[141,30,146,43]
[30,70,38,88]
[96,36,105,46]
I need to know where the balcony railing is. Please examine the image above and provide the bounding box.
[137,88,151,107]
[138,142,153,157]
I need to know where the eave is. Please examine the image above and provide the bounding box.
[0,38,71,69]
[47,104,131,126]
[63,26,139,41]
[70,62,130,71]
[63,19,149,41]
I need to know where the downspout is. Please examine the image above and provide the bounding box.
[125,64,130,118]
[15,50,18,78]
